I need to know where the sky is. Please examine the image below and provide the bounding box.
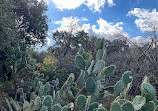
[36,0,158,51]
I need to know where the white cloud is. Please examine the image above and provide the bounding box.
[88,18,129,40]
[53,17,129,41]
[37,0,49,5]
[81,17,88,21]
[107,0,115,7]
[130,36,151,45]
[127,8,158,32]
[84,0,106,13]
[54,17,84,32]
[52,0,115,12]
[46,37,51,45]
[52,0,85,10]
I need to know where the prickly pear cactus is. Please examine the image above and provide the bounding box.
[6,38,158,111]
[114,80,124,96]
[122,71,132,85]
[75,55,85,70]
[34,96,41,110]
[85,77,96,93]
[87,102,99,111]
[111,102,121,111]
[96,108,107,111]
[122,102,134,111]
[40,106,48,111]
[52,104,62,111]
[76,95,87,111]
[43,95,53,109]
[132,96,146,110]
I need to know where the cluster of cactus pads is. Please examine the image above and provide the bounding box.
[5,38,158,111]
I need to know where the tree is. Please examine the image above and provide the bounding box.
[48,30,96,79]
[0,0,48,91]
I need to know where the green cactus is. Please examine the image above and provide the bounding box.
[52,104,62,111]
[100,65,115,76]
[132,95,146,110]
[79,47,84,55]
[40,106,48,111]
[141,101,155,111]
[44,82,50,94]
[34,96,41,110]
[85,60,91,69]
[86,77,96,93]
[43,95,53,109]
[117,99,128,104]
[87,60,94,75]
[114,80,124,96]
[92,60,105,74]
[30,92,35,101]
[76,95,87,111]
[143,83,156,102]
[122,71,133,85]
[95,80,104,93]
[96,108,107,111]
[95,38,104,50]
[87,102,99,111]
[82,52,89,60]
[75,55,85,70]
[111,102,121,111]
[122,102,134,111]
[62,106,68,111]
[141,76,149,96]
[39,86,44,97]
[155,106,158,111]
[96,49,104,61]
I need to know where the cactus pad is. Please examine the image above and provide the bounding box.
[76,95,87,111]
[92,60,105,74]
[87,102,99,111]
[52,104,62,111]
[122,102,134,111]
[132,96,146,110]
[75,55,85,70]
[111,102,121,111]
[86,77,96,93]
[43,95,53,109]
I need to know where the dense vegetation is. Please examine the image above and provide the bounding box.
[1,0,158,111]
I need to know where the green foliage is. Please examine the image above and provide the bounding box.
[143,83,156,102]
[122,102,134,111]
[97,108,107,111]
[40,106,48,111]
[0,0,48,93]
[39,86,44,97]
[85,77,96,93]
[52,104,62,111]
[75,55,85,70]
[76,95,87,111]
[122,71,133,85]
[87,102,99,111]
[142,101,155,111]
[132,96,146,110]
[111,102,121,111]
[0,81,14,91]
[5,38,158,111]
[100,65,115,76]
[34,96,41,110]
[43,95,53,109]
[96,49,104,61]
[114,80,124,96]
[92,60,105,73]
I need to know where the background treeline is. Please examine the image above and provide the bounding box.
[1,0,158,109]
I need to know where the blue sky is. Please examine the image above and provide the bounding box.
[36,0,158,51]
